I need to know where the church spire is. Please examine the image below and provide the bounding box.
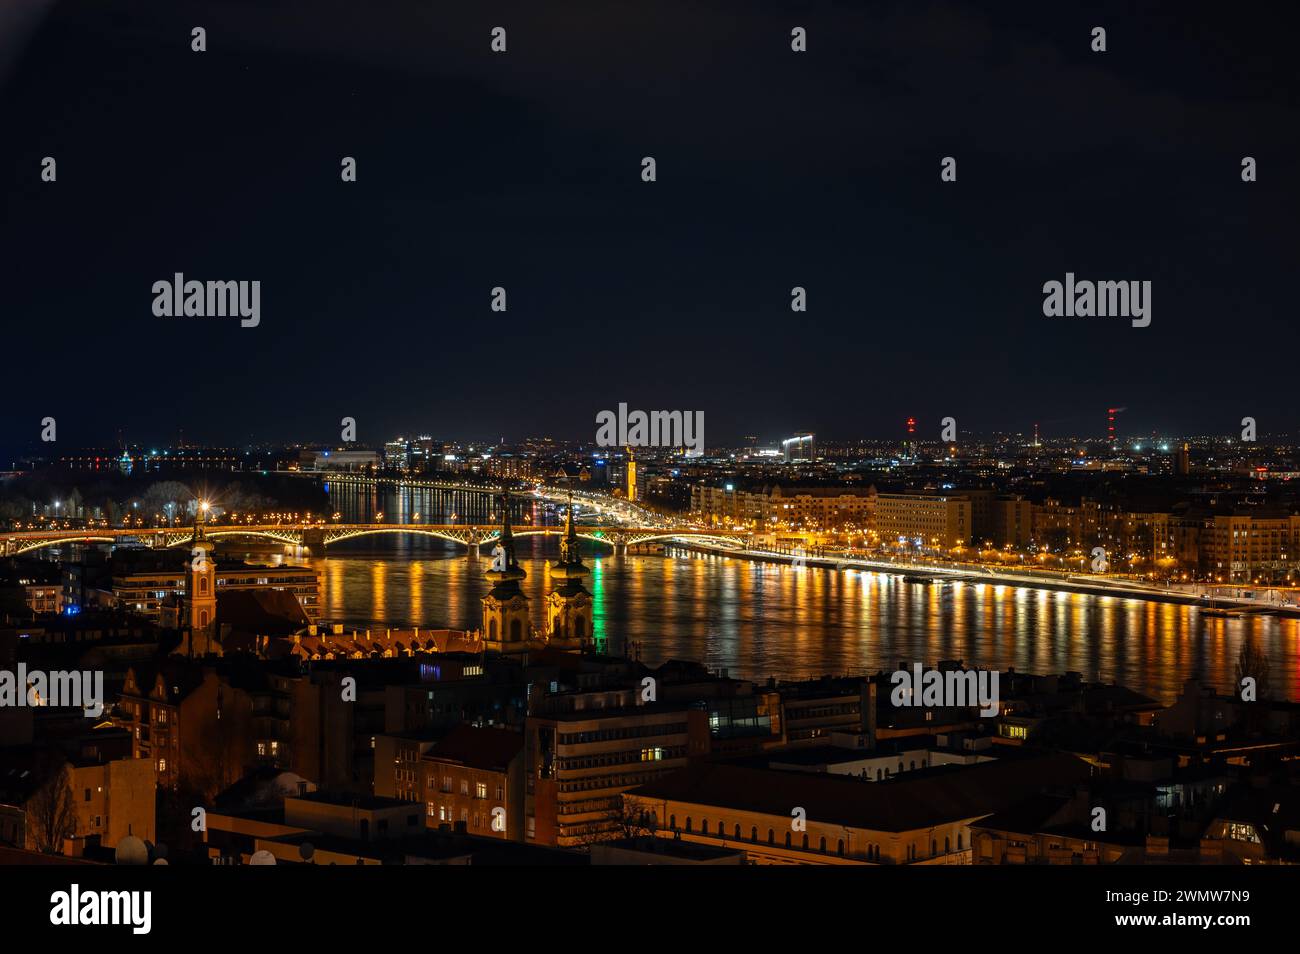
[481,491,531,652]
[485,492,525,585]
[550,490,588,580]
[545,489,592,650]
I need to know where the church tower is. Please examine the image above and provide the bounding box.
[481,493,533,653]
[182,501,219,656]
[546,492,593,651]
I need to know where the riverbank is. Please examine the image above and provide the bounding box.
[669,542,1300,619]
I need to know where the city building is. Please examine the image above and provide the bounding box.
[874,492,972,549]
[298,449,380,472]
[112,543,321,625]
[524,703,710,847]
[421,725,525,840]
[782,434,816,462]
[624,752,1092,865]
[0,560,64,616]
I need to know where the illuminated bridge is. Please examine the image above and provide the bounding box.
[1,523,751,556]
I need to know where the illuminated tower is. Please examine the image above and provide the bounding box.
[1107,407,1125,447]
[626,447,638,502]
[186,502,219,655]
[546,493,593,651]
[481,493,533,652]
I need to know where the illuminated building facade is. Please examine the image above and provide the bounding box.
[873,493,972,549]
[524,704,709,847]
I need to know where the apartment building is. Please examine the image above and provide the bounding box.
[524,703,710,847]
[691,483,875,529]
[421,725,525,840]
[874,493,972,549]
[112,557,321,622]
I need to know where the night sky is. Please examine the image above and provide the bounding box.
[2,0,1297,455]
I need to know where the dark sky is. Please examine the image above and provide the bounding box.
[2,0,1297,455]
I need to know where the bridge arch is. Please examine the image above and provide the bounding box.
[167,528,304,547]
[625,533,748,549]
[9,536,118,555]
[322,527,489,547]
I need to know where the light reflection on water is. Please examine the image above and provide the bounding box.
[234,533,1299,705]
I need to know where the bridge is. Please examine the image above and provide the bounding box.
[1,523,751,556]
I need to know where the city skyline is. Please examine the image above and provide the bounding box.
[5,416,1300,461]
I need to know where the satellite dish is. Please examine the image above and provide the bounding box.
[115,835,148,866]
[249,850,277,865]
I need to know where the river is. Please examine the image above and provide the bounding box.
[209,479,1300,704]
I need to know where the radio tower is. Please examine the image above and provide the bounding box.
[1107,407,1125,446]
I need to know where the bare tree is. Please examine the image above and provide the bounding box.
[613,798,659,840]
[567,797,658,849]
[1236,640,1272,702]
[27,761,77,854]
